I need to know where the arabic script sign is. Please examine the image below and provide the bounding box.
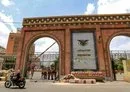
[72,32,97,70]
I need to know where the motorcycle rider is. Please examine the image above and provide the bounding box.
[16,70,21,81]
[5,69,26,88]
[11,69,21,83]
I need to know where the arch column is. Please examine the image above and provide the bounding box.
[64,28,71,74]
[95,26,106,73]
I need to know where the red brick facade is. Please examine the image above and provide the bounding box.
[15,14,130,80]
[6,32,21,55]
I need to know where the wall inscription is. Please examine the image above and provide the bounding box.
[72,32,97,70]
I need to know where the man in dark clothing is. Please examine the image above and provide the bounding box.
[11,70,21,84]
[48,68,51,80]
[16,70,21,81]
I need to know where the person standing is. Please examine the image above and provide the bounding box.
[47,67,51,80]
[26,61,31,79]
[30,62,35,79]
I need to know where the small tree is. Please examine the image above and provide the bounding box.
[113,57,125,72]
[117,57,126,71]
[53,57,59,70]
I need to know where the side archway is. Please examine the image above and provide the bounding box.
[106,31,130,80]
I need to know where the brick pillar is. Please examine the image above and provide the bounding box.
[95,26,106,73]
[15,30,25,71]
[65,28,71,74]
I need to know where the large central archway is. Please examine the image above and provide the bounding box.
[16,14,130,81]
[25,37,60,80]
[16,30,66,78]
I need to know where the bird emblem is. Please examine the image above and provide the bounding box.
[78,40,89,46]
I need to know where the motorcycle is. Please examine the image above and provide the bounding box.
[4,75,26,89]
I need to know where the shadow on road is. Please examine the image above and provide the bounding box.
[9,87,26,89]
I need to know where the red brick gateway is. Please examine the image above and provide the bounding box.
[15,14,130,81]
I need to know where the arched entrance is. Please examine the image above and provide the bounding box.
[16,30,66,78]
[25,37,60,80]
[109,36,130,81]
[15,14,130,81]
[105,31,130,80]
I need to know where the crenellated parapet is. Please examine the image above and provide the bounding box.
[23,14,130,27]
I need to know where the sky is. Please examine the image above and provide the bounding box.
[0,0,130,52]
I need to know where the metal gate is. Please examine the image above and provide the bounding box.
[27,51,59,81]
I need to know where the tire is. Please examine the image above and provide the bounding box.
[18,81,25,89]
[4,80,11,88]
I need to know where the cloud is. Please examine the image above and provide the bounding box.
[0,12,16,48]
[97,0,130,14]
[84,0,130,14]
[96,0,130,50]
[84,3,95,14]
[0,22,10,48]
[110,36,130,50]
[84,0,130,50]
[117,42,130,50]
[0,12,17,32]
[1,0,15,7]
[34,38,59,52]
